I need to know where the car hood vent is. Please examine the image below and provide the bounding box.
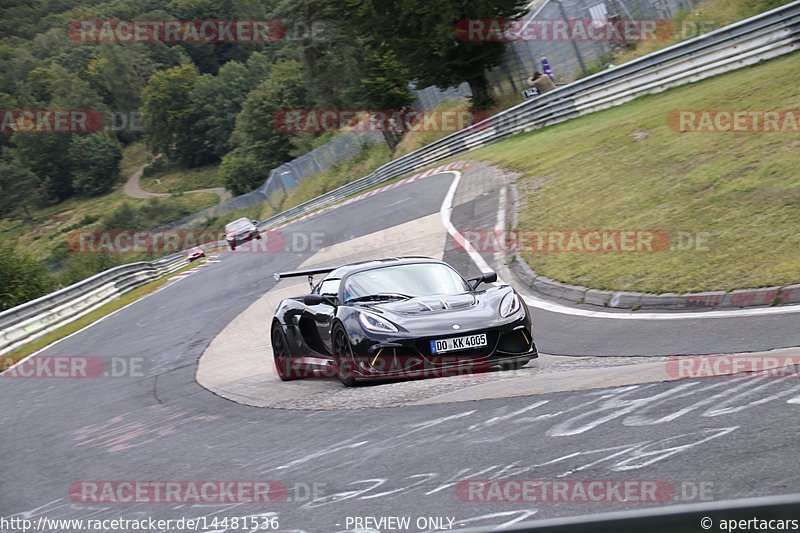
[371,294,477,315]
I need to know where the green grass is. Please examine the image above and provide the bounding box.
[268,143,393,219]
[0,260,200,372]
[120,141,154,178]
[0,189,220,261]
[261,99,474,220]
[140,160,224,194]
[468,53,800,293]
[606,0,794,70]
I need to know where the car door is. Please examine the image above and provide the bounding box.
[307,279,339,354]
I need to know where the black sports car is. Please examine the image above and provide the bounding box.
[271,257,537,386]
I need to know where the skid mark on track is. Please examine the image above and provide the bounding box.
[73,405,218,453]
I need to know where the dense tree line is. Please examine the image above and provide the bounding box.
[1,0,524,307]
[1,0,524,204]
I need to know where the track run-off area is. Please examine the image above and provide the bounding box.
[2,163,800,532]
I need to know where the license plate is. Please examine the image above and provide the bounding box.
[430,333,487,354]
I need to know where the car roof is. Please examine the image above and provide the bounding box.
[325,256,441,279]
[225,217,252,229]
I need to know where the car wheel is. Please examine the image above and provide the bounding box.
[229,244,236,251]
[332,324,357,387]
[272,322,299,381]
[501,358,531,371]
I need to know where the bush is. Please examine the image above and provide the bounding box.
[0,241,56,311]
[219,149,265,196]
[103,199,195,231]
[69,133,123,197]
[58,251,123,287]
[79,214,100,225]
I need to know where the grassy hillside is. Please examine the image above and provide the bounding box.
[140,160,224,194]
[258,100,474,220]
[594,0,794,71]
[470,53,800,293]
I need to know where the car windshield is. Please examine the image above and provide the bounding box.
[225,218,252,232]
[343,263,470,302]
[317,278,340,296]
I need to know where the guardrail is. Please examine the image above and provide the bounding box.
[249,0,798,231]
[0,2,797,357]
[0,253,186,357]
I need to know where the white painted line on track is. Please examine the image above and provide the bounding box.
[439,170,496,278]
[440,171,800,321]
[0,266,205,377]
[1,289,163,377]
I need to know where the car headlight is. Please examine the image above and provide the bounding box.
[500,292,522,318]
[358,311,398,333]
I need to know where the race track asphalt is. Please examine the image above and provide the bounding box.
[2,167,799,532]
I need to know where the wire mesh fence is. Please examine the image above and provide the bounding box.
[158,0,703,231]
[157,88,470,230]
[485,0,700,101]
[156,129,384,230]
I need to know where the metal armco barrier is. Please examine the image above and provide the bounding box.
[1,2,797,355]
[250,1,798,233]
[0,253,186,357]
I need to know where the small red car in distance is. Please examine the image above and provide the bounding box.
[187,246,205,262]
[225,217,261,251]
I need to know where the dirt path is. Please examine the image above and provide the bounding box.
[123,163,232,202]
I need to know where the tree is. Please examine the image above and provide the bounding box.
[189,53,272,159]
[47,63,109,111]
[141,64,206,166]
[329,0,526,109]
[218,148,265,196]
[230,60,308,186]
[349,44,414,110]
[68,133,122,196]
[0,241,55,312]
[0,158,44,223]
[93,45,147,113]
[12,132,73,201]
[9,63,110,202]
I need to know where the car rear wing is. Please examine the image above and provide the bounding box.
[273,266,336,281]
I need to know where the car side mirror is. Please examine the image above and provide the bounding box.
[304,294,337,306]
[469,271,498,289]
[304,294,326,306]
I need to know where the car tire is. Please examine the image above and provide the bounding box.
[272,322,299,381]
[332,323,357,387]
